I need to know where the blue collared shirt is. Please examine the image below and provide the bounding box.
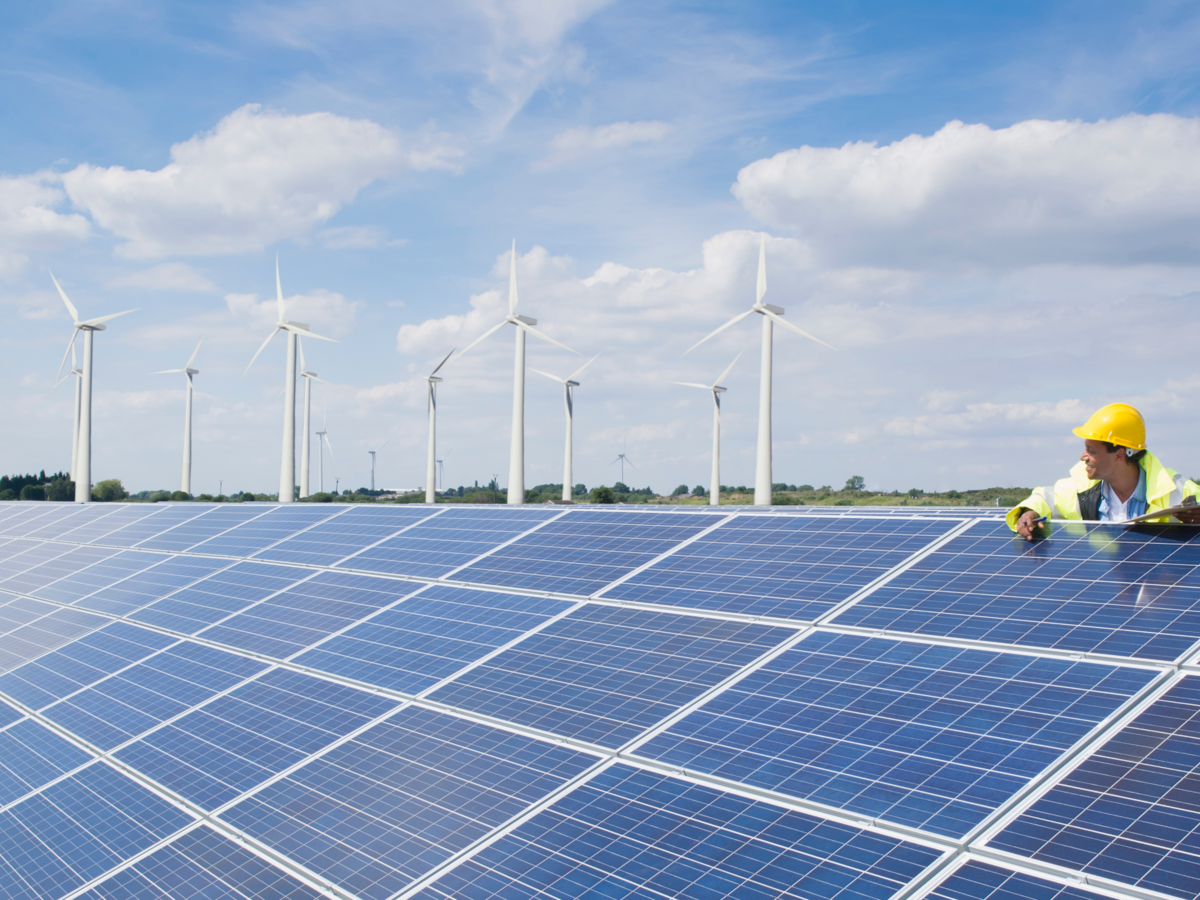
[1100,466,1147,522]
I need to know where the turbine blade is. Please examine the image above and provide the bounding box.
[323,433,335,458]
[152,369,185,374]
[56,330,77,385]
[283,323,337,343]
[682,308,754,355]
[244,327,279,376]
[310,375,331,384]
[186,336,204,369]
[566,353,600,383]
[756,234,767,304]
[276,256,285,322]
[79,308,138,327]
[626,458,638,470]
[509,239,518,316]
[455,319,507,360]
[71,337,77,368]
[517,320,577,354]
[187,375,195,393]
[714,350,744,387]
[429,347,455,377]
[671,382,711,390]
[49,272,79,322]
[298,336,306,372]
[528,367,564,383]
[762,309,834,349]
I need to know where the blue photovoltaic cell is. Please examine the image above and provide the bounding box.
[0,761,192,900]
[415,763,943,900]
[0,540,78,582]
[62,506,162,545]
[130,562,310,633]
[606,515,958,620]
[43,642,267,751]
[0,545,117,596]
[833,520,1200,661]
[639,631,1155,838]
[136,505,269,552]
[197,570,420,660]
[22,505,111,540]
[926,860,1111,900]
[188,504,346,556]
[452,509,726,596]
[0,717,93,806]
[32,551,163,605]
[344,506,561,578]
[76,555,231,616]
[0,606,110,675]
[78,825,323,900]
[294,584,570,693]
[0,539,38,564]
[0,594,60,635]
[991,675,1200,900]
[97,505,213,547]
[223,704,596,900]
[254,506,440,567]
[0,699,20,731]
[430,605,793,748]
[0,507,67,537]
[115,667,397,809]
[0,622,177,710]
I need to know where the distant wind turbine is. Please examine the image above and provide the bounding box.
[51,273,138,503]
[245,258,337,503]
[154,337,204,496]
[54,339,84,479]
[456,240,577,504]
[315,408,334,494]
[684,234,832,505]
[531,354,599,503]
[424,348,453,504]
[369,440,388,492]
[297,338,329,499]
[437,447,452,491]
[673,352,742,507]
[612,431,636,485]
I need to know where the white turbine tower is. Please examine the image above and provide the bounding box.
[424,349,453,504]
[245,259,337,503]
[672,352,742,507]
[54,340,84,479]
[51,273,137,503]
[684,235,832,506]
[456,241,577,504]
[154,338,204,496]
[531,354,599,503]
[315,409,334,494]
[369,440,388,492]
[297,338,330,499]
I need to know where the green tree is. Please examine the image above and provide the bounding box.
[92,479,129,502]
[19,485,45,501]
[671,484,689,496]
[0,489,14,501]
[613,481,630,494]
[171,491,191,501]
[573,483,586,496]
[692,485,707,496]
[844,475,866,492]
[45,479,74,501]
[590,485,615,503]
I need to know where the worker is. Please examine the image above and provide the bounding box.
[1009,403,1200,540]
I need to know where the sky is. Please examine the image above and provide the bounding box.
[3,0,1200,496]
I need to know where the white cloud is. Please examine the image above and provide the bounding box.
[226,288,361,340]
[105,263,216,292]
[734,113,1200,267]
[536,120,672,169]
[319,225,408,250]
[0,173,91,279]
[61,104,462,259]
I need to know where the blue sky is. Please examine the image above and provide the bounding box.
[3,1,1200,495]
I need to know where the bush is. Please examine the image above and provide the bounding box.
[196,494,214,501]
[308,492,334,503]
[835,498,854,506]
[92,479,129,502]
[773,493,803,505]
[171,491,191,501]
[590,486,615,504]
[0,489,14,501]
[671,484,689,497]
[45,480,74,501]
[19,485,45,501]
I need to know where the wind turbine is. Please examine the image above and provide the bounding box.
[369,440,388,492]
[673,352,742,507]
[245,259,337,503]
[51,273,138,503]
[153,337,204,496]
[315,409,334,494]
[424,349,453,504]
[456,240,577,504]
[531,354,599,503]
[54,339,84,479]
[297,338,330,499]
[612,432,636,486]
[437,448,452,491]
[684,234,832,506]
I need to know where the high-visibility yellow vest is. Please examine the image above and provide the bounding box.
[1006,451,1200,530]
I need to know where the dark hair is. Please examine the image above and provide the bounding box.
[1103,442,1146,463]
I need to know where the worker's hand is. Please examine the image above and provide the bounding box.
[1016,509,1045,542]
[1175,506,1200,525]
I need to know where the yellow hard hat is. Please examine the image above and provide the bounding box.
[1072,403,1146,450]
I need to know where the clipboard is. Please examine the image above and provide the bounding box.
[1123,503,1200,525]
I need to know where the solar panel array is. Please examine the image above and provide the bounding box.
[0,500,1196,900]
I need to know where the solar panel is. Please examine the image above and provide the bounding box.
[0,502,1195,900]
[833,520,1200,661]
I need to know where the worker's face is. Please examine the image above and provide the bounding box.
[1081,440,1124,481]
